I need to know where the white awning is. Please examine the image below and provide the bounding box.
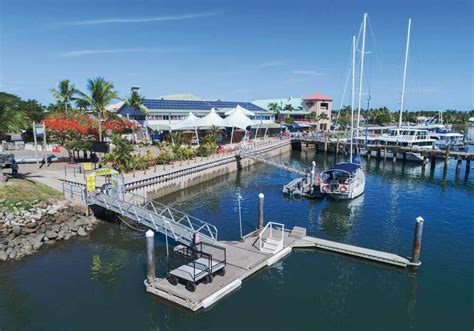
[148,124,172,131]
[171,112,200,130]
[196,108,228,128]
[224,107,254,130]
[224,104,255,117]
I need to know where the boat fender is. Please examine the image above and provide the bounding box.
[322,185,329,193]
[340,185,348,193]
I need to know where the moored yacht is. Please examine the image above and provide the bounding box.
[320,163,365,200]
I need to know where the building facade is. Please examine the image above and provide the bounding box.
[110,88,275,134]
[253,92,333,131]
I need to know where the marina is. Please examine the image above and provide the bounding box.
[1,149,472,330]
[1,1,472,330]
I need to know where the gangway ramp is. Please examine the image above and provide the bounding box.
[239,149,309,176]
[87,190,218,246]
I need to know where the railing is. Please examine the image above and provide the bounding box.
[62,181,85,201]
[86,188,218,245]
[259,221,285,251]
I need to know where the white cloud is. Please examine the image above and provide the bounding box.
[290,70,323,76]
[60,48,180,57]
[65,12,218,26]
[258,61,285,68]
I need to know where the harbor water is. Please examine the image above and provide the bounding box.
[1,149,473,330]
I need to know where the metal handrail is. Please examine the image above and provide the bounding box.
[258,221,285,251]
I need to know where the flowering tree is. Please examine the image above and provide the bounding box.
[44,113,135,162]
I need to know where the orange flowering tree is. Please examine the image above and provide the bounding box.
[44,113,136,162]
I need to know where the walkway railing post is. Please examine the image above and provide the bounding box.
[146,230,156,283]
[258,193,264,230]
[411,216,424,266]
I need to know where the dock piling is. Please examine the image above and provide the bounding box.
[258,193,264,230]
[146,230,156,283]
[411,217,424,266]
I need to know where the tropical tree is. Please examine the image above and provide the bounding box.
[75,98,90,112]
[51,79,77,115]
[77,77,119,141]
[0,101,26,137]
[124,90,148,142]
[267,102,282,122]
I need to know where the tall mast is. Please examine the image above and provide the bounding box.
[350,35,356,161]
[398,18,412,127]
[356,13,367,139]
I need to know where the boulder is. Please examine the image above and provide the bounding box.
[77,227,87,237]
[12,225,21,236]
[0,250,7,261]
[45,230,58,240]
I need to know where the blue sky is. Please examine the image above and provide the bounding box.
[0,0,472,111]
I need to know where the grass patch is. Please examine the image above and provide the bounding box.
[0,179,63,210]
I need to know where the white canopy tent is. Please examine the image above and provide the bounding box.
[224,104,255,117]
[224,107,254,144]
[171,112,200,146]
[196,108,228,128]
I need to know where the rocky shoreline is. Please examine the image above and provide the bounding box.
[0,198,99,262]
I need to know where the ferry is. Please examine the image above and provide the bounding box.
[363,128,435,162]
[428,128,468,152]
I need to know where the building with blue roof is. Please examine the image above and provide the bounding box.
[109,87,275,135]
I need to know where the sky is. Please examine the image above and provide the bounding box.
[0,0,472,111]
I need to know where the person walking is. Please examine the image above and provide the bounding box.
[11,160,18,178]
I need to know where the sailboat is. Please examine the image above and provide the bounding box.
[321,14,366,200]
[364,19,437,161]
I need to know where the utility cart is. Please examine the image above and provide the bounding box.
[166,242,226,292]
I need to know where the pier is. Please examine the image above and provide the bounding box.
[291,138,473,178]
[77,183,425,312]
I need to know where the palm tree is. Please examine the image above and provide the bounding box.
[51,79,77,115]
[77,77,118,141]
[283,104,294,124]
[267,102,282,122]
[124,90,148,142]
[75,98,90,112]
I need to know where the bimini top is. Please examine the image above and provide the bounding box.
[327,163,361,173]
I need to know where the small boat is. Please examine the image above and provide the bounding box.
[283,161,325,199]
[320,163,365,200]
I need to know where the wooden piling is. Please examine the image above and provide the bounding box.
[376,149,381,160]
[384,146,387,163]
[456,157,462,175]
[411,217,424,266]
[324,135,328,154]
[466,159,471,179]
[444,146,450,170]
[146,230,156,283]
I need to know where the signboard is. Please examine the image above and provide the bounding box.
[83,162,93,171]
[92,141,110,153]
[95,168,115,176]
[86,175,96,192]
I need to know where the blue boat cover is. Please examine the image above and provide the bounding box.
[328,163,361,173]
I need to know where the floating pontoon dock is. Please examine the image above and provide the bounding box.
[76,178,424,312]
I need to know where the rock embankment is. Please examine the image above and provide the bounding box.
[0,199,99,262]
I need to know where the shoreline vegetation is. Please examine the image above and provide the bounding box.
[0,179,99,262]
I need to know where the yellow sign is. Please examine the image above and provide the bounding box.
[83,162,93,171]
[95,168,115,176]
[86,175,96,192]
